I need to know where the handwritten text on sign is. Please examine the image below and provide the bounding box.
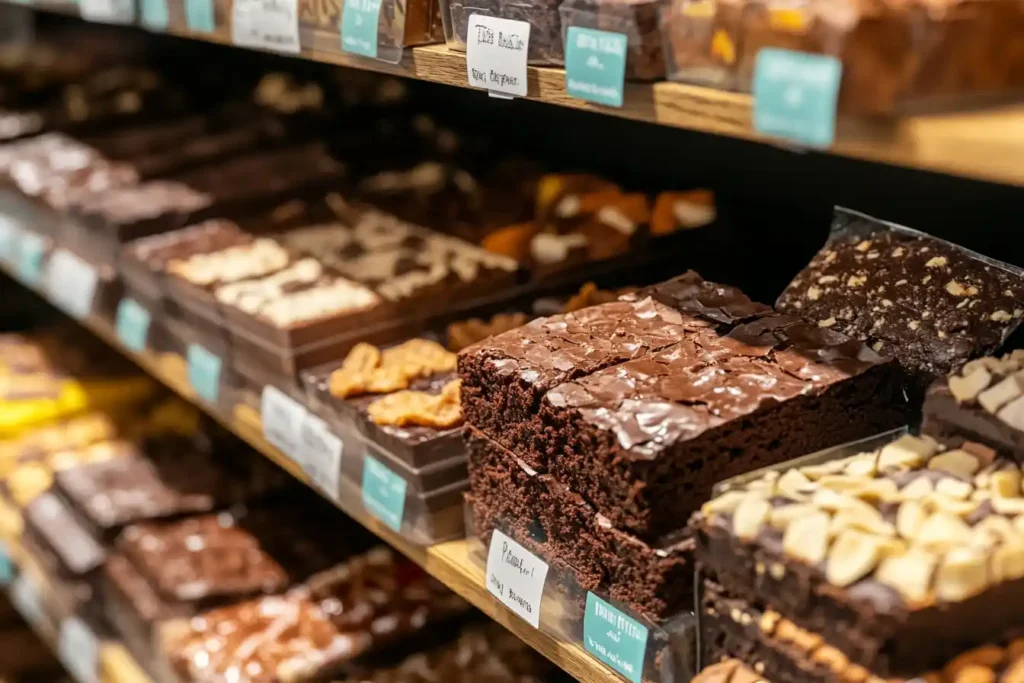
[465,15,530,98]
[485,530,548,627]
[233,0,301,53]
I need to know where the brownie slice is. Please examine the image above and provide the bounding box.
[533,313,905,539]
[458,295,711,455]
[693,433,1024,676]
[776,208,1024,397]
[923,352,1024,460]
[466,426,691,620]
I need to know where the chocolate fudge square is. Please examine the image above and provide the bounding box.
[458,295,711,455]
[694,433,1024,676]
[776,208,1024,394]
[923,351,1024,459]
[534,313,903,539]
[466,426,691,619]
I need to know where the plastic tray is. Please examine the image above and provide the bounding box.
[466,503,698,683]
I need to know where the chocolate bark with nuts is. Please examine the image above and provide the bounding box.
[776,208,1024,399]
[694,433,1024,676]
[924,351,1024,460]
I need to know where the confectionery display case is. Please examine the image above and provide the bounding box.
[0,5,1020,683]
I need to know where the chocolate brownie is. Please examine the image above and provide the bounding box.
[694,433,1024,676]
[776,208,1024,397]
[466,426,691,619]
[458,295,710,455]
[923,352,1024,460]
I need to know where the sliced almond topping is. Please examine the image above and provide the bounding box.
[926,493,980,517]
[1013,516,1024,537]
[949,367,993,402]
[769,503,820,531]
[875,548,936,603]
[843,454,879,477]
[732,497,771,540]
[991,542,1024,584]
[783,510,830,566]
[997,396,1024,432]
[702,491,750,517]
[829,506,895,538]
[851,479,900,503]
[944,647,1005,680]
[896,500,928,539]
[915,512,974,550]
[992,495,1024,515]
[900,477,935,500]
[826,530,883,587]
[935,548,989,602]
[971,516,1017,546]
[991,469,1022,499]
[799,459,849,480]
[879,435,937,471]
[978,375,1024,414]
[929,450,981,479]
[777,468,814,501]
[936,478,974,500]
[819,474,872,492]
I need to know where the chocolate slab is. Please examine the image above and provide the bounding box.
[23,491,106,577]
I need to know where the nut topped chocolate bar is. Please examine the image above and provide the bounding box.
[924,351,1024,460]
[694,433,1024,676]
[776,208,1024,393]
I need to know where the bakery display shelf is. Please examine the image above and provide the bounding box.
[4,3,1024,187]
[1,538,151,683]
[0,265,623,683]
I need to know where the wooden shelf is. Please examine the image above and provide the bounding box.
[0,263,621,683]
[10,2,1024,186]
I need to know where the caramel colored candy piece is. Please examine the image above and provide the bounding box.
[367,379,462,429]
[481,223,536,262]
[651,190,717,235]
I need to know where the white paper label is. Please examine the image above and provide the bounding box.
[232,0,301,53]
[10,576,46,629]
[261,386,308,459]
[58,617,99,683]
[465,15,530,98]
[297,415,343,499]
[485,530,548,628]
[44,249,98,319]
[79,0,135,23]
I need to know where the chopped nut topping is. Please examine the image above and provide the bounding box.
[818,317,837,328]
[875,548,936,603]
[847,275,867,288]
[935,547,988,601]
[909,321,921,331]
[855,240,872,252]
[826,530,883,587]
[807,286,821,301]
[818,275,838,284]
[782,510,829,565]
[949,368,993,402]
[929,450,981,479]
[926,256,949,268]
[992,310,1013,322]
[946,280,968,296]
[732,496,770,540]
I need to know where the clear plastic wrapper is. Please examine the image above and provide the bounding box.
[441,0,566,65]
[299,0,445,63]
[466,504,698,683]
[165,0,232,39]
[559,0,667,80]
[158,316,238,414]
[660,0,1024,115]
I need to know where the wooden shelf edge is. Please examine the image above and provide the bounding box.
[7,2,1024,186]
[0,264,620,683]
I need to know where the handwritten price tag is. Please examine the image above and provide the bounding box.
[298,415,343,499]
[485,529,548,627]
[261,386,307,460]
[233,0,301,53]
[465,14,529,98]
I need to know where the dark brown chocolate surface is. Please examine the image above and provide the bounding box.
[23,491,106,577]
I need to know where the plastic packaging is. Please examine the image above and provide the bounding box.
[660,0,1024,115]
[299,0,445,63]
[158,316,238,414]
[559,0,667,80]
[441,0,566,65]
[466,503,698,683]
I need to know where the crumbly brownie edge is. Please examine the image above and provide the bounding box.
[536,362,908,540]
[922,385,1024,459]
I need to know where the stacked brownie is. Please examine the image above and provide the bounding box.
[693,432,1024,682]
[461,271,907,626]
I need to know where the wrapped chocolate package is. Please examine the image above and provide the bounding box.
[560,0,667,80]
[442,0,565,65]
[299,0,445,63]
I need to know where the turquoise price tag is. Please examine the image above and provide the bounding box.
[564,27,628,108]
[187,344,221,404]
[0,542,13,587]
[186,0,216,32]
[753,48,842,148]
[340,0,382,58]
[583,593,648,683]
[115,299,151,352]
[362,454,407,531]
[141,0,169,29]
[16,232,45,286]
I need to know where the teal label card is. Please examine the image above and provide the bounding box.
[0,542,13,586]
[340,0,382,58]
[753,48,842,148]
[16,232,45,286]
[564,27,627,108]
[187,344,221,404]
[186,0,216,32]
[141,0,169,29]
[362,454,407,531]
[115,299,151,352]
[583,593,648,683]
